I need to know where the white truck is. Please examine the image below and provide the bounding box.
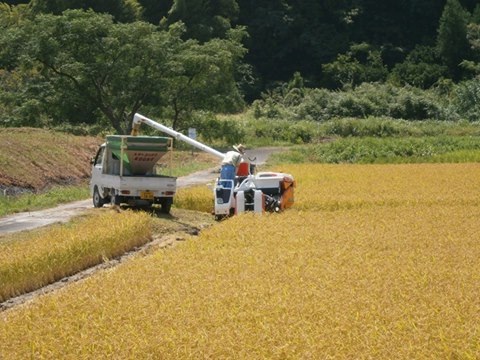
[90,134,176,213]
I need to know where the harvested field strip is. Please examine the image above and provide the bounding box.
[0,210,152,302]
[1,163,480,358]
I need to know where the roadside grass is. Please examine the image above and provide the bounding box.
[0,210,152,302]
[232,113,480,147]
[271,136,480,164]
[0,185,90,217]
[1,163,479,358]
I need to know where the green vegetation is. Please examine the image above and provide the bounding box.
[0,10,246,133]
[0,185,90,217]
[273,136,480,164]
[2,1,480,138]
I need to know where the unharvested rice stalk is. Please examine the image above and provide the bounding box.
[0,211,152,302]
[1,163,480,359]
[174,184,214,213]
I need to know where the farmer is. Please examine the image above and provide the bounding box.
[220,144,246,188]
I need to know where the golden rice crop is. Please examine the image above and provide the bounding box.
[0,210,152,302]
[1,163,479,359]
[289,163,480,211]
[174,184,215,213]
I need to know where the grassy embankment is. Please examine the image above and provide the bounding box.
[0,128,99,216]
[1,162,479,358]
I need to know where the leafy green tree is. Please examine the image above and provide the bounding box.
[236,0,294,89]
[237,0,352,91]
[437,0,471,80]
[163,0,239,42]
[0,10,246,132]
[160,25,247,130]
[30,0,143,22]
[322,43,388,89]
[20,10,180,133]
[137,0,172,24]
[472,4,480,23]
[0,2,31,27]
[460,21,480,75]
[389,45,448,88]
[288,0,351,83]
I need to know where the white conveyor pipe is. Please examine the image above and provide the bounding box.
[132,113,226,159]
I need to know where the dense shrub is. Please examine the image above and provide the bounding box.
[245,118,319,145]
[193,111,246,145]
[452,78,480,122]
[253,82,447,122]
[322,43,389,88]
[389,46,448,89]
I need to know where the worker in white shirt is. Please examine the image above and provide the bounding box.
[220,144,246,188]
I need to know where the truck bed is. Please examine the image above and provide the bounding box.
[95,174,176,191]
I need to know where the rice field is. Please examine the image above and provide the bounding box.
[1,163,480,359]
[0,210,152,302]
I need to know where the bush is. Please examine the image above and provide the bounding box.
[193,111,246,145]
[253,82,446,123]
[452,78,480,121]
[389,45,448,89]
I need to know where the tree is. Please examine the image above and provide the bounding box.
[163,0,239,42]
[30,0,143,22]
[13,10,180,133]
[389,45,448,88]
[322,43,388,89]
[437,0,471,80]
[0,10,246,132]
[160,25,247,130]
[137,0,172,24]
[460,21,480,75]
[0,2,32,27]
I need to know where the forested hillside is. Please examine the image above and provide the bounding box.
[1,0,480,135]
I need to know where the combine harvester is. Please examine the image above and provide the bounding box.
[91,113,295,219]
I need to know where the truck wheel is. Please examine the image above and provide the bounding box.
[160,198,173,214]
[93,187,105,208]
[111,194,122,206]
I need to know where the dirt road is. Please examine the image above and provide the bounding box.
[0,147,284,235]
